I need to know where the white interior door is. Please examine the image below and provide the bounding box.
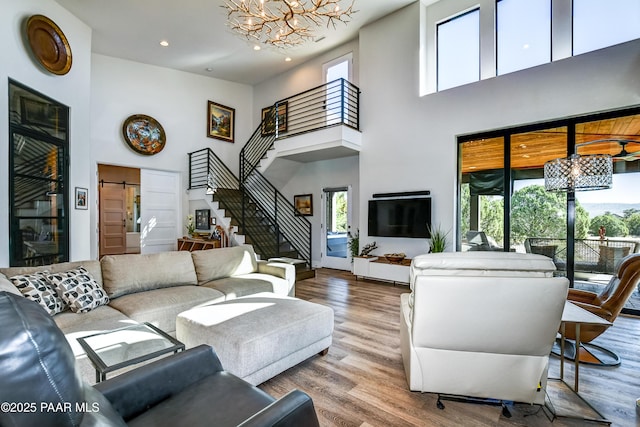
[321,186,352,270]
[140,169,180,254]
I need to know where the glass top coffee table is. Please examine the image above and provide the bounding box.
[77,322,184,383]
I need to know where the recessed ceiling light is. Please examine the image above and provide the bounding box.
[253,45,261,51]
[160,40,169,47]
[205,67,213,72]
[285,57,292,62]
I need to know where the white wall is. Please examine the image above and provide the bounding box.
[358,2,640,258]
[0,0,92,265]
[89,54,253,258]
[279,155,360,267]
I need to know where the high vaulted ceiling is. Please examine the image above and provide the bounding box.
[54,0,421,85]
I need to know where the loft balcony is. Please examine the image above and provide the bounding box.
[260,79,361,167]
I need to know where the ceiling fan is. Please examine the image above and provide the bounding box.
[613,139,640,161]
[577,138,640,161]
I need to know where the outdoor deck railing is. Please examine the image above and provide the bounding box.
[525,237,640,275]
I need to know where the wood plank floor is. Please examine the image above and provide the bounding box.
[259,268,640,427]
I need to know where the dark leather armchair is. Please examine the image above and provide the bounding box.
[0,292,320,427]
[559,253,640,366]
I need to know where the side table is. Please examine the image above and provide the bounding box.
[546,301,612,424]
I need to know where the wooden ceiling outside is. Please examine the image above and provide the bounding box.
[461,115,640,173]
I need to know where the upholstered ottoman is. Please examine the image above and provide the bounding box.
[176,293,334,385]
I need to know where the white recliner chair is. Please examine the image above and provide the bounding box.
[400,252,569,410]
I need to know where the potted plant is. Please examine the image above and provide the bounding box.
[428,224,449,253]
[347,230,360,262]
[185,214,195,237]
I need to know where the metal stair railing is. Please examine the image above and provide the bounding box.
[188,147,298,261]
[240,107,312,265]
[188,148,239,191]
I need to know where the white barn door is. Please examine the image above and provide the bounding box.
[140,169,180,254]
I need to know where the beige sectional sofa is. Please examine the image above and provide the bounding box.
[0,245,295,379]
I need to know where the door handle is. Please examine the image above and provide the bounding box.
[123,218,126,228]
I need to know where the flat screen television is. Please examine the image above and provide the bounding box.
[368,198,431,238]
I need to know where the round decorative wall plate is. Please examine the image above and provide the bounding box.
[122,114,166,155]
[26,15,72,75]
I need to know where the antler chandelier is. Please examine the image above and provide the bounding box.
[222,0,356,48]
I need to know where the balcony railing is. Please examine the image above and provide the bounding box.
[273,78,360,140]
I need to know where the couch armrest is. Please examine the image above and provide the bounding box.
[257,261,295,283]
[237,390,320,427]
[95,345,223,421]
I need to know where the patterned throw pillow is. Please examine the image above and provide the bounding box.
[46,267,109,313]
[9,271,66,316]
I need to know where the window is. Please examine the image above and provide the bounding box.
[497,0,551,75]
[573,0,640,55]
[323,53,353,126]
[426,0,640,94]
[437,9,480,91]
[9,80,69,266]
[457,107,640,315]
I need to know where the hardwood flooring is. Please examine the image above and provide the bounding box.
[259,268,640,427]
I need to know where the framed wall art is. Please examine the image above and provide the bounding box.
[75,187,88,210]
[294,194,313,216]
[195,209,211,230]
[261,102,288,136]
[208,101,235,143]
[122,114,166,155]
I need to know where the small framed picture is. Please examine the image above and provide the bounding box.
[75,187,88,210]
[261,102,288,136]
[195,209,210,230]
[207,100,235,143]
[294,194,313,216]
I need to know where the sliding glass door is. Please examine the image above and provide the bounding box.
[457,107,640,314]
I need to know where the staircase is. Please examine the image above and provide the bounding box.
[188,78,361,280]
[214,188,299,260]
[188,148,314,280]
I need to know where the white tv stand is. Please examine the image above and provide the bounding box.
[353,256,410,285]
